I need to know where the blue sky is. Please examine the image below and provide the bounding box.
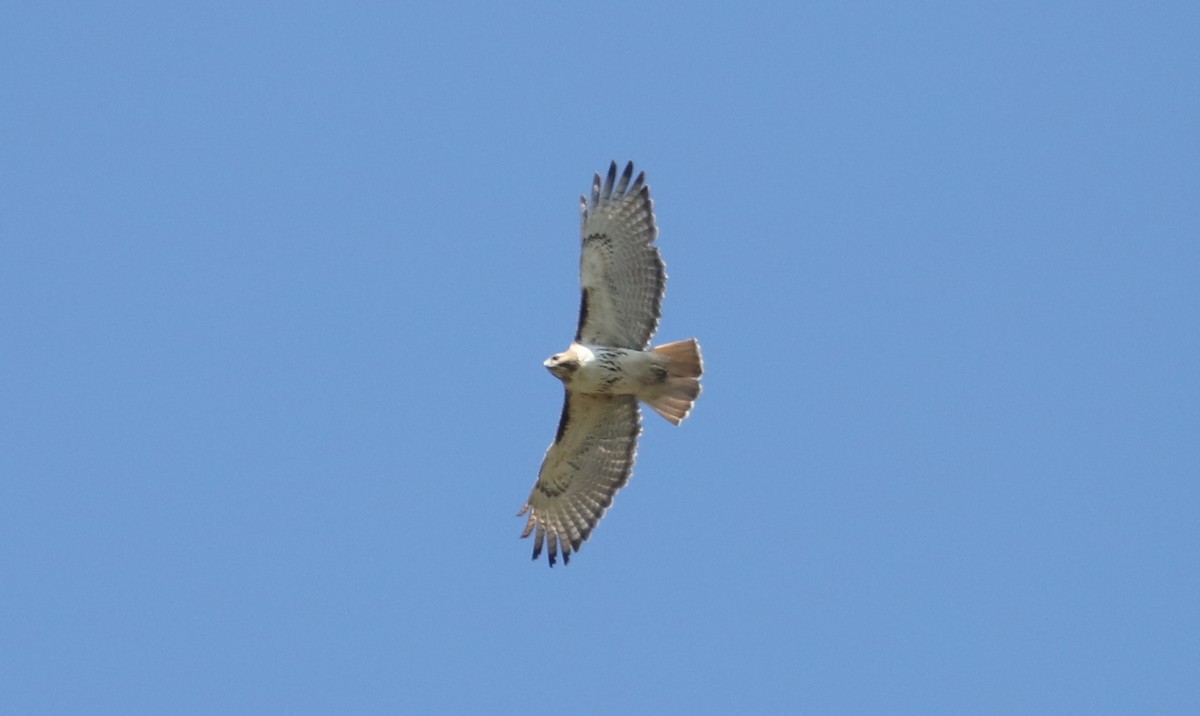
[2,2,1197,713]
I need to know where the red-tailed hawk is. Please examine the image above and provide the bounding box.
[518,162,704,566]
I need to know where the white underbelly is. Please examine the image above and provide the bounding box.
[571,346,665,395]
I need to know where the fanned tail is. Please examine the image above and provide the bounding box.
[645,339,703,426]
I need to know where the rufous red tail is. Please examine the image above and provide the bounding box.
[646,339,703,425]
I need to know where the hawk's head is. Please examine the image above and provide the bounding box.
[544,350,581,382]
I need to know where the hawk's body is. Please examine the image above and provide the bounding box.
[518,162,703,566]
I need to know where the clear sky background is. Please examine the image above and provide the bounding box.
[2,3,1197,714]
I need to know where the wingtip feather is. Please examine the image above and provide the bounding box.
[602,162,617,198]
[631,170,646,195]
[615,161,634,195]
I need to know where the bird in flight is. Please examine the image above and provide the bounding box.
[518,162,704,566]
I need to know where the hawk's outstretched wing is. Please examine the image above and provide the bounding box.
[519,392,641,566]
[574,161,664,350]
